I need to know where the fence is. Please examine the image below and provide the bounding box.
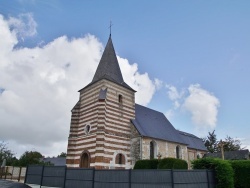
[25,165,216,188]
[0,166,26,182]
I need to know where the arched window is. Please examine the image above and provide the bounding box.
[80,151,90,168]
[176,145,181,159]
[115,153,125,164]
[150,141,157,159]
[118,94,123,104]
[197,153,202,159]
[150,141,154,159]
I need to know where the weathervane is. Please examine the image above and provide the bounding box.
[109,21,113,36]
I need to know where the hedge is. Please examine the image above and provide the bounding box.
[158,158,188,169]
[192,158,234,188]
[229,160,250,188]
[134,158,187,169]
[133,159,159,169]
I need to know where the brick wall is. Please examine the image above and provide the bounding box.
[67,79,135,169]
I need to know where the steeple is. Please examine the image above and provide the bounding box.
[92,36,124,84]
[86,36,134,91]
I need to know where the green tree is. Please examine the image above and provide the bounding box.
[203,130,218,153]
[57,152,67,157]
[203,131,244,153]
[220,136,243,152]
[18,151,44,167]
[0,141,17,166]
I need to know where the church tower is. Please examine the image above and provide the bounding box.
[66,35,135,169]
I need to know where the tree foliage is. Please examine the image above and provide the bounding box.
[57,152,67,157]
[0,142,52,166]
[192,158,234,188]
[0,141,17,166]
[221,136,242,152]
[18,151,44,167]
[203,130,244,153]
[203,130,218,153]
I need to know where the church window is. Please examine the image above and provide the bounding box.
[150,141,157,159]
[118,94,123,104]
[115,153,125,164]
[85,125,91,134]
[197,153,202,159]
[176,145,181,159]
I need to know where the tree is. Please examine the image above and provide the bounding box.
[57,152,67,157]
[18,151,44,167]
[203,131,244,153]
[220,136,243,152]
[203,130,218,153]
[0,141,17,166]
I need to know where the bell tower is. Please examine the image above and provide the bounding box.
[66,35,135,169]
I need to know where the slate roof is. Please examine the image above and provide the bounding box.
[41,157,66,166]
[178,130,207,151]
[131,104,187,145]
[204,149,249,160]
[76,36,206,151]
[80,36,135,92]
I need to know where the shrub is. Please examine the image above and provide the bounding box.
[229,160,250,188]
[134,159,159,169]
[158,158,188,169]
[192,158,234,188]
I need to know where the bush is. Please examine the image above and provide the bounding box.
[134,159,159,169]
[192,158,234,188]
[229,160,250,188]
[134,158,188,169]
[158,158,188,169]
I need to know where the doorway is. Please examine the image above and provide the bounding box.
[80,152,90,168]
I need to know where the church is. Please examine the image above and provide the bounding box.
[66,35,207,169]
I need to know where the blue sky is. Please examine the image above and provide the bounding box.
[0,0,249,157]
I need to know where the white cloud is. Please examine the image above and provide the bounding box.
[154,78,163,90]
[165,109,174,119]
[0,14,158,157]
[8,13,37,40]
[166,84,184,101]
[240,138,250,151]
[118,56,158,106]
[165,85,184,118]
[164,84,220,133]
[182,84,220,130]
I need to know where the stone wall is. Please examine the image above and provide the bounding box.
[141,137,188,161]
[130,125,141,165]
[187,148,207,168]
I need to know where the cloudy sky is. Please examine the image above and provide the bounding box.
[0,1,249,157]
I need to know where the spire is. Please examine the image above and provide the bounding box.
[92,36,124,84]
[80,35,135,92]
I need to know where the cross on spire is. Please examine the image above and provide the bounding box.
[109,21,113,36]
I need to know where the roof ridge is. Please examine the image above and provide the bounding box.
[177,130,200,139]
[135,103,163,114]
